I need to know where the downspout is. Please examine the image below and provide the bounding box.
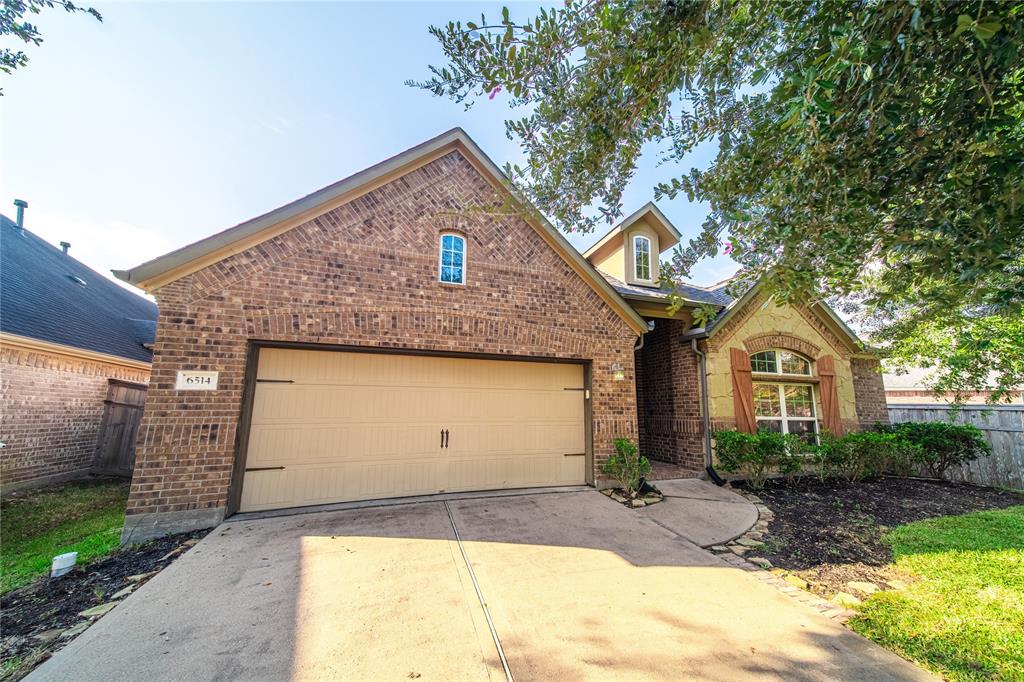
[691,338,724,485]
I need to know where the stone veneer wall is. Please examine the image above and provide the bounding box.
[125,150,640,539]
[704,291,863,435]
[1,345,150,488]
[635,318,705,471]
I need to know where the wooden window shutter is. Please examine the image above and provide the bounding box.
[817,355,844,436]
[730,348,757,433]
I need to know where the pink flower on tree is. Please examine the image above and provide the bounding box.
[722,240,734,255]
[489,85,502,100]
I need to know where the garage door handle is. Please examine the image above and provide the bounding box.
[245,466,285,472]
[443,429,450,448]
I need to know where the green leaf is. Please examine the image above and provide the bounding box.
[953,14,973,37]
[813,93,836,113]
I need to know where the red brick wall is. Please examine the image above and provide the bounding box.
[851,357,889,428]
[635,318,705,471]
[128,150,639,522]
[1,345,150,487]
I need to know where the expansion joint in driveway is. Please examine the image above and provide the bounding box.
[443,501,514,682]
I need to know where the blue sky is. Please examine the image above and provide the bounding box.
[1,1,736,293]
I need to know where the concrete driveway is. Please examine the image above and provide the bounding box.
[32,489,930,681]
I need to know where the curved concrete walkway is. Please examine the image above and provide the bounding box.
[640,478,758,546]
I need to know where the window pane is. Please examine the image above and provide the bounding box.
[780,351,810,375]
[441,266,454,282]
[758,420,783,433]
[441,250,454,267]
[451,266,463,283]
[753,383,782,417]
[787,420,817,443]
[451,236,464,253]
[635,237,651,279]
[783,385,815,417]
[750,351,777,374]
[452,251,463,267]
[442,234,453,250]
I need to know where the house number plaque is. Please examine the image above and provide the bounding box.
[175,370,219,391]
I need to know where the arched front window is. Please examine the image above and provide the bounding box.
[439,233,465,284]
[750,350,818,441]
[633,235,651,281]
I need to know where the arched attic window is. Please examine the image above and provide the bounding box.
[633,235,651,281]
[439,232,466,285]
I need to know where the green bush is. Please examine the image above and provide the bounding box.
[877,422,990,478]
[814,430,919,482]
[713,430,809,489]
[601,438,650,496]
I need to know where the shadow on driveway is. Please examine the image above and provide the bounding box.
[30,490,932,681]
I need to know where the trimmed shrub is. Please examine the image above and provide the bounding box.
[814,430,919,481]
[877,421,990,478]
[601,438,650,496]
[713,430,808,489]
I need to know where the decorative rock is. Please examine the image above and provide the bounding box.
[127,571,158,583]
[886,579,909,590]
[111,585,135,600]
[710,545,730,553]
[183,538,200,547]
[831,592,862,608]
[729,545,750,556]
[745,494,764,504]
[642,494,662,504]
[736,537,765,548]
[744,531,765,540]
[34,629,63,643]
[748,557,773,569]
[79,602,119,618]
[600,489,613,496]
[59,622,91,639]
[610,493,627,503]
[630,498,646,508]
[847,581,880,595]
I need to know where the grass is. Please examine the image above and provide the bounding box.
[850,506,1024,681]
[1,478,130,594]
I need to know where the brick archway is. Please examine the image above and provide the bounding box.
[742,332,821,359]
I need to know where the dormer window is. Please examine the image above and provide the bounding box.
[633,235,651,281]
[439,232,465,285]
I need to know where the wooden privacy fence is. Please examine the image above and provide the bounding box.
[887,404,1024,490]
[92,380,147,477]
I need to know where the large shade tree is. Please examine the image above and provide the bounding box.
[412,0,1024,403]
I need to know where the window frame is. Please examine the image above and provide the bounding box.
[750,349,812,377]
[438,232,466,285]
[633,235,652,282]
[754,382,819,442]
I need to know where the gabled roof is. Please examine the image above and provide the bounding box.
[1,215,158,363]
[583,202,682,262]
[682,281,866,353]
[114,128,648,336]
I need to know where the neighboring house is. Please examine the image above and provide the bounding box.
[112,129,887,541]
[0,206,158,490]
[883,366,1023,404]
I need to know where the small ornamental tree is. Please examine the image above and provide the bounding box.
[601,438,650,497]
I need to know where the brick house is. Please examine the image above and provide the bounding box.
[1,208,158,489]
[113,129,887,541]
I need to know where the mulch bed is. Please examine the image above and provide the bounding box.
[742,477,1024,597]
[1,529,208,679]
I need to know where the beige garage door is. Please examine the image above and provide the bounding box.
[239,349,586,512]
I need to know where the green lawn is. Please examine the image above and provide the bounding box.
[851,506,1024,682]
[1,478,130,594]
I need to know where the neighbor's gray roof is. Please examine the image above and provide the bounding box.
[0,214,158,363]
[599,271,735,307]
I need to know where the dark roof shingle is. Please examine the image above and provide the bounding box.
[1,215,157,363]
[598,271,735,307]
